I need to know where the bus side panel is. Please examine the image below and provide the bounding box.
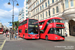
[43,24,53,39]
[48,34,65,40]
[39,21,47,39]
[21,24,26,38]
[47,34,54,40]
[20,26,23,38]
[24,21,28,39]
[53,34,65,40]
[24,28,28,39]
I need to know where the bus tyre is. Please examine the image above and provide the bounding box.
[45,36,48,40]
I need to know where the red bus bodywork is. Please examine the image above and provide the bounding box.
[39,17,65,40]
[0,28,3,34]
[18,18,39,39]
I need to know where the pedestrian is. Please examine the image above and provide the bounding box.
[15,34,17,40]
[3,31,6,37]
[7,31,10,38]
[6,31,8,37]
[65,30,67,37]
[5,29,8,37]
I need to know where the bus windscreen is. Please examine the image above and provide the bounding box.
[28,28,38,34]
[29,19,38,24]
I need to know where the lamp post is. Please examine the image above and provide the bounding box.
[8,0,19,39]
[8,0,19,30]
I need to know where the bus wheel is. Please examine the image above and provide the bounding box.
[23,35,24,39]
[45,36,48,40]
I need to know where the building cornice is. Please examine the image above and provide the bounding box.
[27,0,31,4]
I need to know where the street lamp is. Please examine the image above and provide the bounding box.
[8,0,19,39]
[8,0,19,30]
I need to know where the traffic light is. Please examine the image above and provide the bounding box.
[15,23,17,29]
[15,23,17,26]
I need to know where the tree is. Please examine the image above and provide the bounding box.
[12,21,19,30]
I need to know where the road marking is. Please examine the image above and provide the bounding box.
[0,39,6,50]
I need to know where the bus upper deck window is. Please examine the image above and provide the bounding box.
[48,20,53,23]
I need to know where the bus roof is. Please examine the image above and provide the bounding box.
[39,17,62,22]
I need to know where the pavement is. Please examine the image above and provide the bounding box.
[65,36,75,42]
[6,36,23,41]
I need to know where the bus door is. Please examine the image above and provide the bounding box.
[47,28,55,40]
[18,29,22,37]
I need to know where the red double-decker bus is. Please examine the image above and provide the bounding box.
[0,28,3,34]
[39,17,65,40]
[18,18,39,39]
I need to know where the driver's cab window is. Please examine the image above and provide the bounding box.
[39,21,45,25]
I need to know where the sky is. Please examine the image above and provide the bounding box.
[0,0,24,28]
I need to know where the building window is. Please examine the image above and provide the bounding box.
[36,2,37,6]
[49,10,50,16]
[48,0,50,5]
[40,6,42,10]
[43,13,44,19]
[56,0,58,1]
[40,14,42,20]
[34,4,35,8]
[38,15,39,20]
[33,10,35,13]
[71,0,73,7]
[42,0,43,2]
[26,3,28,5]
[42,4,44,9]
[36,9,37,12]
[38,1,39,5]
[38,8,39,12]
[40,0,41,3]
[53,8,55,14]
[52,0,54,3]
[26,7,28,9]
[26,14,28,16]
[46,11,47,17]
[26,10,28,12]
[45,2,47,7]
[65,0,69,8]
[56,6,59,13]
